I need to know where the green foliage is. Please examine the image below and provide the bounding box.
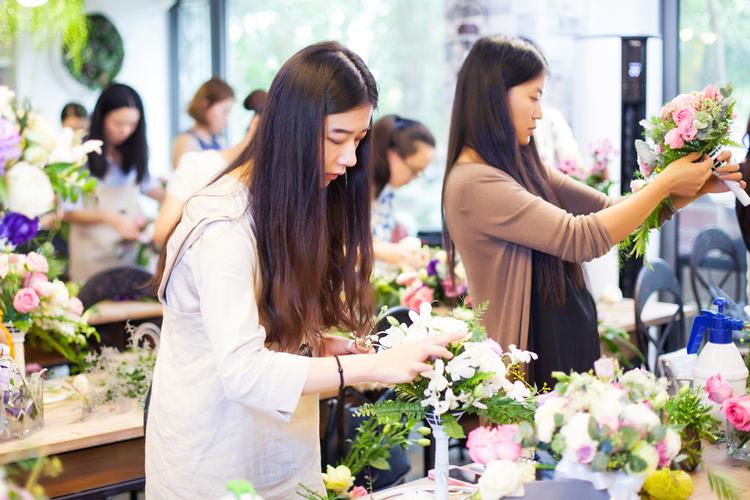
[355,400,426,425]
[467,394,536,425]
[440,413,464,439]
[342,414,423,477]
[0,0,88,73]
[708,468,741,500]
[664,385,721,467]
[62,14,124,89]
[598,323,646,368]
[372,276,401,312]
[44,163,97,205]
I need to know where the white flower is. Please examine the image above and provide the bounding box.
[23,113,57,166]
[72,374,91,396]
[560,412,597,461]
[6,161,55,217]
[507,380,531,402]
[423,359,450,394]
[621,403,660,433]
[589,386,625,430]
[450,307,474,321]
[507,344,538,364]
[445,353,476,382]
[48,127,103,166]
[397,236,423,253]
[477,459,532,499]
[408,302,434,336]
[0,86,15,120]
[48,280,71,308]
[632,442,659,477]
[321,464,354,494]
[378,324,408,349]
[429,315,469,338]
[593,357,619,381]
[535,396,568,443]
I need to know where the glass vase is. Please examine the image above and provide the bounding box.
[726,420,750,461]
[0,355,43,440]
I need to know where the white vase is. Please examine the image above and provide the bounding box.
[425,412,462,500]
[3,323,24,374]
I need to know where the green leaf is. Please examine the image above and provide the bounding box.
[620,427,639,450]
[551,433,566,455]
[651,425,666,443]
[591,451,610,472]
[441,413,465,439]
[627,455,647,474]
[708,468,741,500]
[369,457,391,470]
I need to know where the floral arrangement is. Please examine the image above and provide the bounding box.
[0,247,97,370]
[704,373,750,463]
[556,139,616,195]
[663,384,720,471]
[623,84,736,260]
[359,303,536,438]
[535,359,682,500]
[0,86,97,248]
[373,245,468,312]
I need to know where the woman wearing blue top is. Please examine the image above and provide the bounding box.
[171,77,235,169]
[63,83,165,282]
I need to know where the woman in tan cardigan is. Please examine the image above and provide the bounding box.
[442,36,744,387]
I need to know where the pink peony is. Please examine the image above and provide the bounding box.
[672,107,695,127]
[722,395,750,431]
[402,285,434,311]
[467,425,522,464]
[702,84,721,100]
[705,373,734,404]
[630,179,646,193]
[68,296,84,316]
[678,119,697,141]
[24,252,48,273]
[349,486,368,498]
[664,128,685,149]
[13,287,40,313]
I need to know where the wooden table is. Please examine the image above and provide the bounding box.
[379,441,750,499]
[597,298,697,334]
[87,300,163,326]
[0,387,144,498]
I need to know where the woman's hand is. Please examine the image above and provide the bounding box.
[696,151,746,195]
[658,151,713,198]
[108,213,140,240]
[321,335,373,356]
[372,331,465,385]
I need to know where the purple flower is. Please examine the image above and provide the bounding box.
[576,444,596,464]
[0,118,21,174]
[0,212,39,247]
[426,258,439,277]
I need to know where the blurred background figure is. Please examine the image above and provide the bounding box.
[60,102,88,133]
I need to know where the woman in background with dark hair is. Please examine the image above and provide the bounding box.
[171,77,235,169]
[146,42,461,498]
[63,83,164,282]
[153,89,268,247]
[371,114,435,268]
[442,36,742,386]
[60,102,88,133]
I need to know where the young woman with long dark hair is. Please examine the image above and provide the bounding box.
[63,83,164,281]
[146,42,461,498]
[442,36,743,387]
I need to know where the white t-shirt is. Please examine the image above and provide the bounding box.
[167,149,227,201]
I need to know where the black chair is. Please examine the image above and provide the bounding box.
[634,258,685,373]
[373,306,413,334]
[689,226,743,310]
[78,265,155,309]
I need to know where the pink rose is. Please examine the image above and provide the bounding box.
[702,84,721,100]
[402,285,434,311]
[678,119,697,141]
[349,486,368,498]
[705,373,734,404]
[664,128,685,149]
[576,445,596,464]
[68,296,84,316]
[23,271,48,292]
[395,270,418,287]
[671,93,696,110]
[442,278,467,298]
[672,107,695,127]
[13,287,40,313]
[593,357,619,381]
[630,179,646,193]
[722,395,750,431]
[467,425,522,464]
[24,252,48,273]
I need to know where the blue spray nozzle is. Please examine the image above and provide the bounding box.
[687,297,744,354]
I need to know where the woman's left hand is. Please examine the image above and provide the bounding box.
[697,151,746,196]
[322,335,373,356]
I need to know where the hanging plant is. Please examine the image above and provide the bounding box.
[62,13,124,90]
[0,0,88,73]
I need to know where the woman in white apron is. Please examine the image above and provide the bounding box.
[145,41,463,499]
[64,84,164,282]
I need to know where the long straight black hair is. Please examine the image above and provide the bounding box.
[442,36,583,305]
[87,83,149,183]
[237,41,377,352]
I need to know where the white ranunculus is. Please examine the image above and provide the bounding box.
[478,460,529,499]
[560,412,597,460]
[7,161,54,217]
[621,403,660,433]
[535,396,568,443]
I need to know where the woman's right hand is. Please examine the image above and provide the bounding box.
[372,331,465,384]
[658,152,713,198]
[108,213,141,240]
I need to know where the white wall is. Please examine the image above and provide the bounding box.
[13,0,174,187]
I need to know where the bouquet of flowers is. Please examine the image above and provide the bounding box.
[623,84,737,259]
[556,139,616,195]
[535,359,681,500]
[704,373,750,461]
[0,86,97,247]
[116,215,157,269]
[0,248,97,370]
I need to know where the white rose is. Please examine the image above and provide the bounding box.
[662,427,682,463]
[478,460,528,499]
[589,388,625,429]
[621,403,660,433]
[7,162,54,217]
[632,442,659,477]
[560,412,597,460]
[48,280,71,308]
[535,397,568,443]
